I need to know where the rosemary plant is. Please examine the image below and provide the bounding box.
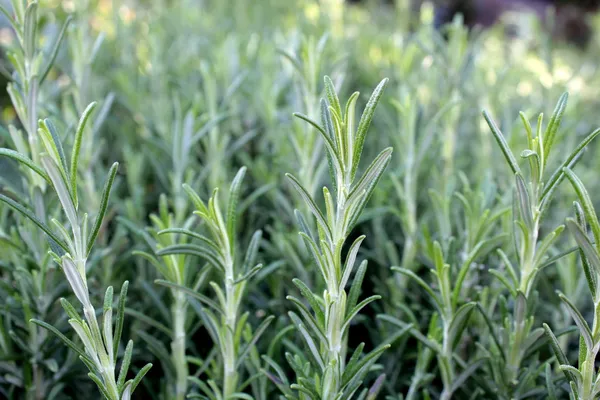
[265,76,393,399]
[388,180,507,399]
[482,94,600,396]
[155,166,274,398]
[1,100,151,398]
[545,168,600,400]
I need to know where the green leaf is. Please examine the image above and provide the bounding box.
[0,148,50,183]
[87,162,118,256]
[324,76,342,121]
[30,319,94,365]
[566,219,600,281]
[39,15,72,85]
[42,119,68,176]
[227,166,246,247]
[342,295,380,333]
[392,266,443,315]
[564,168,600,248]
[347,260,368,314]
[289,312,325,371]
[70,102,97,208]
[87,372,112,400]
[236,315,275,367]
[573,202,597,298]
[448,302,476,350]
[113,281,129,360]
[541,127,600,202]
[128,363,152,394]
[0,194,69,252]
[448,359,485,396]
[242,230,262,273]
[339,235,366,292]
[117,340,133,391]
[515,173,533,230]
[482,110,522,176]
[286,173,332,242]
[155,279,223,315]
[156,244,224,272]
[351,78,388,179]
[292,278,324,323]
[558,293,592,351]
[347,147,393,229]
[23,1,38,60]
[543,92,568,165]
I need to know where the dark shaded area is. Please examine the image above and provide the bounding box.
[433,0,600,47]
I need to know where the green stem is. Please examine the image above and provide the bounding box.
[171,291,188,400]
[223,278,238,397]
[439,322,455,400]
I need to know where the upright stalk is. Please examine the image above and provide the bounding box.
[273,76,395,399]
[483,94,600,395]
[155,167,273,399]
[545,168,600,400]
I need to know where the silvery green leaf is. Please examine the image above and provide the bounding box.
[346,147,393,230]
[62,257,90,309]
[87,372,112,400]
[102,287,114,365]
[158,228,222,257]
[324,76,342,120]
[532,225,564,268]
[483,110,522,176]
[342,295,380,334]
[227,166,246,246]
[60,298,81,321]
[299,232,328,282]
[292,278,325,323]
[128,363,152,394]
[242,230,262,273]
[321,98,336,143]
[0,194,68,252]
[351,78,388,180]
[0,148,50,183]
[30,319,93,364]
[448,359,485,395]
[289,312,325,371]
[286,173,332,243]
[70,102,97,208]
[515,173,533,230]
[514,292,527,324]
[117,340,133,391]
[573,203,597,297]
[23,1,37,60]
[236,315,274,368]
[121,382,132,400]
[68,319,99,367]
[543,323,576,385]
[42,156,77,228]
[39,15,72,85]
[541,127,600,203]
[339,235,365,292]
[156,244,223,273]
[448,302,476,350]
[392,266,443,316]
[155,280,223,316]
[558,293,592,351]
[543,92,568,165]
[566,219,600,281]
[564,168,600,247]
[341,342,391,387]
[560,365,583,389]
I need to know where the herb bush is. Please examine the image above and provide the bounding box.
[2,0,600,399]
